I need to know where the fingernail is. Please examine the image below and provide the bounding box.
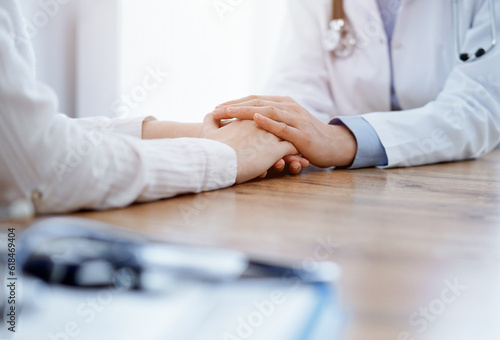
[216,104,226,109]
[227,107,240,114]
[213,108,225,115]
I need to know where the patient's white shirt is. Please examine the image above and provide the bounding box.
[0,0,237,214]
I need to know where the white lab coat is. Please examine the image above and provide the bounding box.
[266,0,500,167]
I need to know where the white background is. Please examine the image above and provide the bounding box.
[20,0,287,122]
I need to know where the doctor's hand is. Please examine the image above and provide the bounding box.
[213,96,357,168]
[201,113,301,184]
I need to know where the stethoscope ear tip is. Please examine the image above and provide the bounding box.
[459,48,487,63]
[454,0,496,63]
[476,48,486,58]
[459,53,470,62]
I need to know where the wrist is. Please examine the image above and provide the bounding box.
[142,121,203,139]
[326,124,357,167]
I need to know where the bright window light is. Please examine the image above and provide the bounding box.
[117,0,286,123]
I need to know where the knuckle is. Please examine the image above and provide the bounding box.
[254,98,264,107]
[278,122,288,133]
[286,102,301,112]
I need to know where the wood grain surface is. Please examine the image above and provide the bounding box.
[5,148,500,340]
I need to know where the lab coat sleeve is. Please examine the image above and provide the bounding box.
[264,0,335,124]
[362,1,500,168]
[0,12,237,214]
[332,116,389,168]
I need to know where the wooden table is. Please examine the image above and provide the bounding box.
[9,148,500,339]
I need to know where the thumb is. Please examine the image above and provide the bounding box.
[279,141,298,158]
[203,113,220,132]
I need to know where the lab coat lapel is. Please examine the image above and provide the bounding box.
[341,0,392,113]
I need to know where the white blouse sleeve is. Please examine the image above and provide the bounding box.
[71,115,152,139]
[0,9,237,214]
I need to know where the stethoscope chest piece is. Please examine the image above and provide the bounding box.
[323,19,357,58]
[323,19,344,51]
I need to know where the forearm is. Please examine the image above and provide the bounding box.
[142,121,203,139]
[2,110,236,214]
[30,125,236,214]
[73,117,203,140]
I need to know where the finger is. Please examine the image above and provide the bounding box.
[299,158,310,168]
[203,113,220,132]
[280,141,299,160]
[213,101,285,119]
[273,159,286,172]
[220,99,284,109]
[214,106,294,126]
[254,113,302,146]
[283,155,302,164]
[284,155,310,168]
[289,161,302,174]
[259,171,268,178]
[282,156,302,173]
[282,156,310,172]
[216,95,292,108]
[212,106,250,120]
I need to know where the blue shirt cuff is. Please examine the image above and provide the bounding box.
[331,116,388,169]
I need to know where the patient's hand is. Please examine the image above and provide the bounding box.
[142,117,309,176]
[219,119,309,176]
[201,114,302,184]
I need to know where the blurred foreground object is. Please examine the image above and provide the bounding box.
[8,218,345,340]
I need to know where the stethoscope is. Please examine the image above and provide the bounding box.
[323,0,497,63]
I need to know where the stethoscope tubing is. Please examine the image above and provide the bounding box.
[327,0,497,63]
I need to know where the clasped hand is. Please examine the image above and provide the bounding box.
[200,114,309,184]
[212,95,357,168]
